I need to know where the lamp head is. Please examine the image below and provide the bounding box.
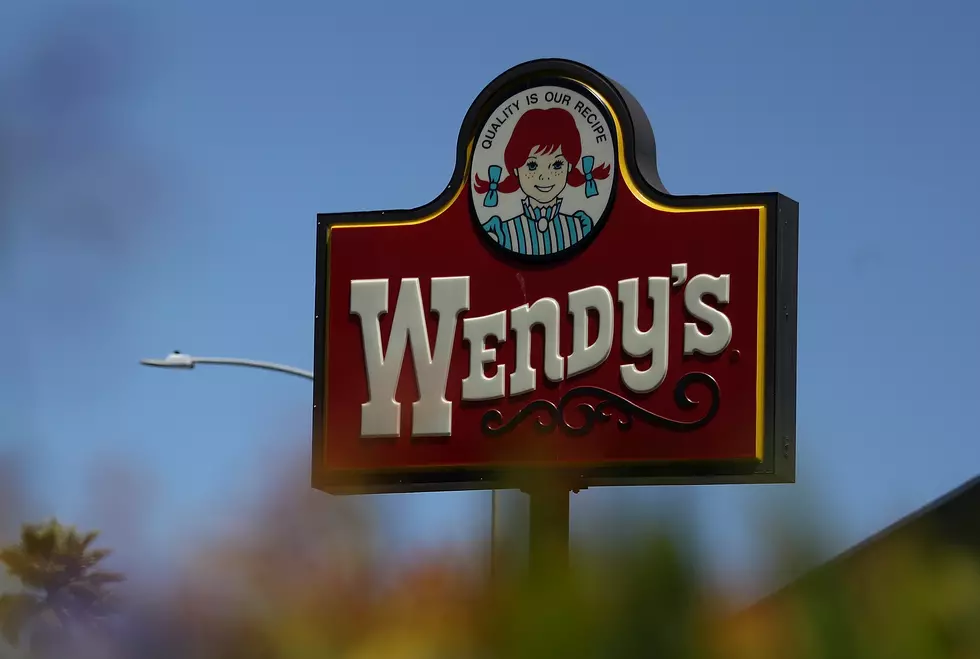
[140,351,195,369]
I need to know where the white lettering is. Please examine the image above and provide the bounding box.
[670,263,688,287]
[683,274,732,356]
[567,285,614,378]
[510,298,564,396]
[349,272,735,434]
[618,277,670,394]
[462,311,507,401]
[350,276,469,438]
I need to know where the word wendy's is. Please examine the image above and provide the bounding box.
[350,268,732,438]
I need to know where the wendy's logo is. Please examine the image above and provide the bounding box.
[471,84,617,261]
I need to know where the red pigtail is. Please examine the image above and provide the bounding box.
[473,171,521,195]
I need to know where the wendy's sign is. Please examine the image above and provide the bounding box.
[313,59,798,494]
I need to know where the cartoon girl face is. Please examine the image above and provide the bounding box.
[517,146,571,205]
[471,91,616,260]
[474,108,610,211]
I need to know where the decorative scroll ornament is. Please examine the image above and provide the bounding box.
[480,373,720,437]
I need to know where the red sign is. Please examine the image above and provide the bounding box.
[313,59,798,494]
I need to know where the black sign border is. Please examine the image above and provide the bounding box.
[313,58,798,495]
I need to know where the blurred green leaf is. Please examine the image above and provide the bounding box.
[0,593,37,647]
[0,519,123,655]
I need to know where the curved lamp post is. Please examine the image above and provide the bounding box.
[140,349,502,577]
[140,351,313,380]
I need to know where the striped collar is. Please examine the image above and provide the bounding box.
[521,197,563,228]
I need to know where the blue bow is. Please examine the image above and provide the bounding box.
[483,165,502,207]
[582,156,598,198]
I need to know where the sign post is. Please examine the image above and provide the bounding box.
[313,59,799,575]
[527,483,571,577]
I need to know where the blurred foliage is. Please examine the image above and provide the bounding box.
[72,483,980,659]
[0,520,123,656]
[2,466,979,659]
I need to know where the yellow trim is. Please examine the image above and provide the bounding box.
[755,207,767,461]
[322,81,769,465]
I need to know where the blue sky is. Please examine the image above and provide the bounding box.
[2,0,978,595]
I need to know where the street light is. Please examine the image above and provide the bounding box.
[140,351,313,380]
[140,349,503,577]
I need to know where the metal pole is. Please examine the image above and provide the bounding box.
[184,357,314,380]
[490,487,497,580]
[528,487,570,577]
